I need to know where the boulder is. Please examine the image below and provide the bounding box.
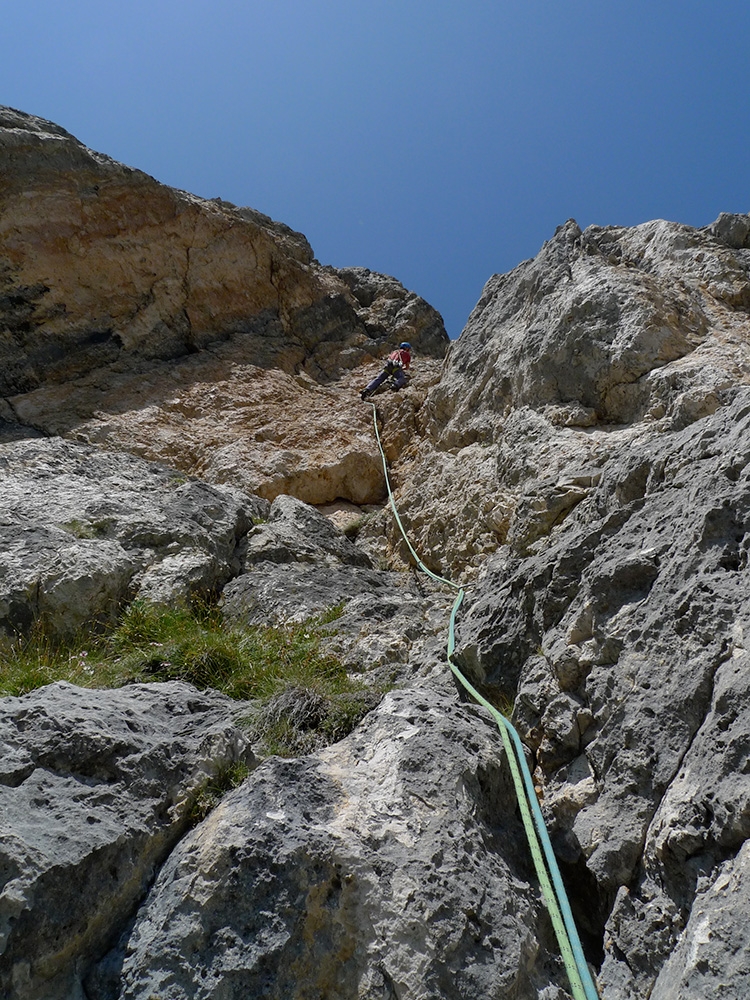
[0,680,253,1000]
[93,681,574,1000]
[241,494,373,569]
[0,437,262,635]
[707,211,750,250]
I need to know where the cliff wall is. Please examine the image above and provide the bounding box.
[0,107,447,505]
[1,109,749,999]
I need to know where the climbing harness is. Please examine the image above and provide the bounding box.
[367,401,600,1000]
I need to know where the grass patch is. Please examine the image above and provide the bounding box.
[60,518,111,539]
[0,625,118,696]
[186,760,252,825]
[0,600,381,758]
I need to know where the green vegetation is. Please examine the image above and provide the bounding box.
[0,600,380,758]
[186,760,252,825]
[60,518,111,539]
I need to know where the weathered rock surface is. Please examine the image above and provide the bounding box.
[649,839,750,1000]
[0,107,448,505]
[0,680,253,1000]
[93,680,569,1000]
[430,216,750,440]
[0,436,263,635]
[452,390,750,990]
[241,493,373,570]
[390,214,750,580]
[2,106,750,999]
[221,493,452,685]
[5,340,450,508]
[430,219,750,996]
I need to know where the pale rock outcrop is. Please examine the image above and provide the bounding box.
[428,217,750,444]
[331,266,450,360]
[388,214,750,580]
[440,233,750,995]
[93,680,570,1000]
[0,437,263,635]
[9,353,387,504]
[0,681,253,1000]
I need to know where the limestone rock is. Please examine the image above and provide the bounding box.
[649,840,750,1000]
[9,354,387,504]
[428,216,750,444]
[222,560,385,626]
[369,212,750,994]
[332,266,450,358]
[223,558,450,689]
[94,681,573,1000]
[387,214,750,579]
[598,642,750,998]
[221,493,451,685]
[0,437,262,635]
[0,680,253,1000]
[241,493,372,569]
[0,107,324,390]
[453,383,750,993]
[706,211,750,250]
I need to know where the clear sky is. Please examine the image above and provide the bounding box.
[2,1,749,337]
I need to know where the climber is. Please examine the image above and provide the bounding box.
[360,342,412,401]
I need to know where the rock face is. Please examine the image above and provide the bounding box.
[456,390,750,997]
[403,213,750,996]
[1,108,750,999]
[93,680,568,1000]
[393,214,750,580]
[0,436,262,635]
[0,681,253,1000]
[0,107,448,505]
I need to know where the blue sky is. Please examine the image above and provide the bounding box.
[2,1,749,337]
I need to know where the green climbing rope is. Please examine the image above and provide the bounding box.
[369,401,600,1000]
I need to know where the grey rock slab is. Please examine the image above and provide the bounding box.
[454,387,750,982]
[649,840,750,1000]
[707,210,750,250]
[598,645,750,997]
[222,559,399,625]
[0,437,263,634]
[322,580,453,678]
[0,680,254,1000]
[240,493,372,569]
[99,682,580,1000]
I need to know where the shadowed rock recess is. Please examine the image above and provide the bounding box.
[1,108,749,998]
